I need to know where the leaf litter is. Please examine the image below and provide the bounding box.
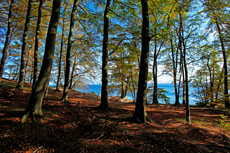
[0,79,230,153]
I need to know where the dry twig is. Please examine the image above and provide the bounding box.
[32,146,43,153]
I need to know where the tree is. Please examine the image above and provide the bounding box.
[69,56,77,89]
[56,11,65,91]
[55,1,68,91]
[3,0,51,87]
[99,0,112,109]
[178,4,190,123]
[170,35,180,105]
[108,39,140,100]
[176,0,201,122]
[104,0,142,102]
[21,0,61,123]
[148,0,172,104]
[0,0,14,85]
[151,29,165,104]
[61,0,78,102]
[216,21,229,108]
[167,10,181,105]
[32,0,45,91]
[201,0,230,108]
[16,0,33,90]
[132,0,150,123]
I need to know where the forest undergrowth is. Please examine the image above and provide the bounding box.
[0,79,230,153]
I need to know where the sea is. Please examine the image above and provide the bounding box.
[74,83,198,105]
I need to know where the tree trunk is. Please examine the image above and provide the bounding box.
[0,0,14,85]
[121,78,126,99]
[153,32,158,104]
[216,21,229,108]
[128,61,136,103]
[21,0,61,124]
[99,0,111,109]
[132,0,149,123]
[124,77,129,99]
[181,16,190,123]
[69,56,77,89]
[207,56,214,105]
[62,0,78,102]
[215,65,224,104]
[30,72,32,84]
[120,78,128,99]
[13,65,19,80]
[24,54,29,83]
[44,77,50,97]
[8,66,14,80]
[16,0,32,90]
[179,37,185,105]
[183,48,190,123]
[177,67,182,104]
[24,46,32,83]
[182,67,186,105]
[171,38,179,105]
[33,0,44,92]
[153,57,158,104]
[56,7,67,91]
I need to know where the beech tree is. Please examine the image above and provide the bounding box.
[32,0,44,91]
[16,0,32,90]
[21,0,61,123]
[216,21,229,108]
[99,0,112,109]
[132,0,150,123]
[201,0,230,108]
[148,0,172,104]
[61,0,78,102]
[0,0,14,85]
[55,6,66,91]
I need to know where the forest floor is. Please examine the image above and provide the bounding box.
[0,78,230,153]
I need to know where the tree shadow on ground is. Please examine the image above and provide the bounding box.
[0,110,24,119]
[1,80,230,153]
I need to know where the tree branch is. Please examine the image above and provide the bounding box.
[108,38,124,57]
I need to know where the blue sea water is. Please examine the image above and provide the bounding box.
[75,83,198,105]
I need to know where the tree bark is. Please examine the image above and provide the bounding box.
[44,76,50,97]
[0,0,14,85]
[179,30,185,105]
[69,56,77,89]
[132,0,149,123]
[62,0,78,102]
[180,14,190,123]
[170,38,179,105]
[8,65,14,80]
[16,0,32,90]
[128,60,136,103]
[30,71,32,84]
[153,31,158,104]
[21,0,61,123]
[24,52,29,83]
[13,65,19,80]
[215,65,224,104]
[182,64,186,105]
[183,46,190,123]
[99,0,111,109]
[33,0,44,92]
[216,21,229,108]
[56,18,65,91]
[24,46,33,83]
[207,56,214,105]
